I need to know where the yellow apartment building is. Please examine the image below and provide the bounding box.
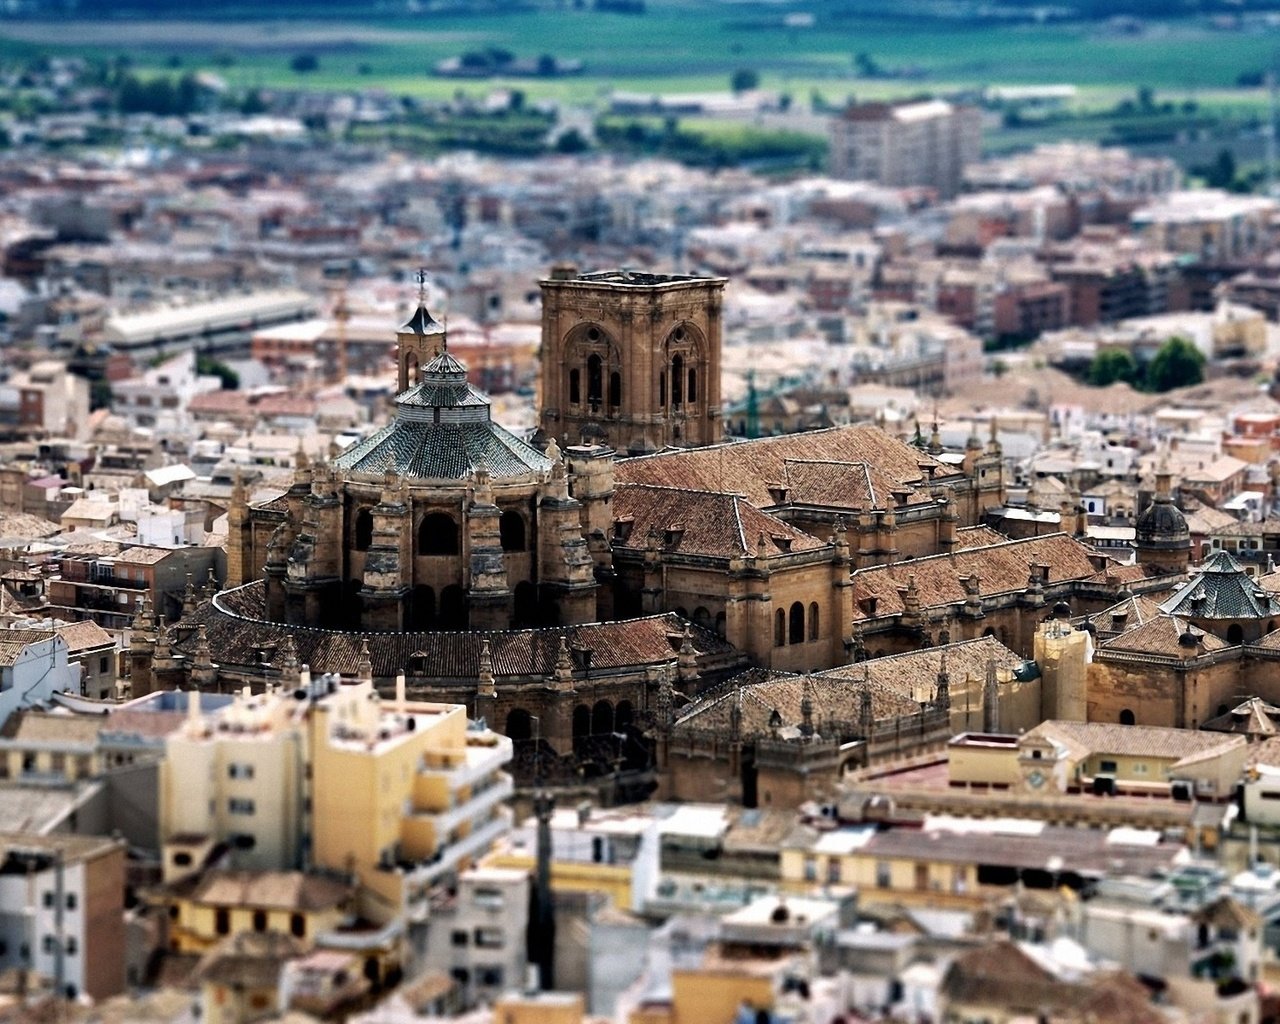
[159,671,513,920]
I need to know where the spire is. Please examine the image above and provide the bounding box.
[182,573,197,615]
[477,639,496,698]
[554,636,575,687]
[800,675,814,737]
[859,670,874,731]
[357,639,373,683]
[678,624,699,684]
[936,649,951,711]
[983,657,1000,732]
[132,593,154,633]
[927,419,943,455]
[278,634,299,684]
[153,620,171,661]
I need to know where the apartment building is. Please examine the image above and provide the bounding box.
[829,100,982,200]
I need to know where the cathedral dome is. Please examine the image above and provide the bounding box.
[333,326,550,482]
[1134,491,1190,552]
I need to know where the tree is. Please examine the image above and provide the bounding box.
[731,68,759,94]
[555,127,589,153]
[1205,148,1237,190]
[1146,336,1205,393]
[290,53,319,74]
[197,354,239,391]
[1089,348,1139,387]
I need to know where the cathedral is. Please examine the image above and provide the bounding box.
[133,266,1156,791]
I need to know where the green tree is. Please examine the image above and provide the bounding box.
[1146,336,1205,392]
[555,127,589,153]
[290,53,319,74]
[731,68,759,94]
[1205,148,1237,190]
[196,354,240,391]
[1089,348,1139,387]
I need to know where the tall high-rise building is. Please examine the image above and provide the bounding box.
[539,267,727,454]
[829,100,982,200]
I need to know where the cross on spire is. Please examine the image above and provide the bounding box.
[416,267,428,305]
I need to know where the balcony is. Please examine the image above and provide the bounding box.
[391,809,513,890]
[414,773,514,839]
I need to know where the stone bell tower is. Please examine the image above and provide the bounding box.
[539,266,727,455]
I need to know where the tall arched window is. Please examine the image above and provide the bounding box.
[499,510,526,552]
[808,602,820,641]
[609,372,621,411]
[671,355,684,407]
[505,708,532,741]
[419,513,459,555]
[789,602,805,645]
[587,354,603,409]
[774,609,786,647]
[569,368,580,405]
[353,508,373,552]
[687,368,697,403]
[659,372,666,407]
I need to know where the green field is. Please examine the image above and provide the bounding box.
[2,1,1280,109]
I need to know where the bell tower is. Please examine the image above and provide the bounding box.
[398,271,446,392]
[539,266,726,455]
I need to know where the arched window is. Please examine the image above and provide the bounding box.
[505,708,532,741]
[572,705,590,739]
[514,581,538,626]
[592,700,613,735]
[1228,623,1244,645]
[569,368,580,405]
[808,602,820,641]
[499,510,526,552]
[789,602,805,645]
[688,368,697,403]
[438,585,467,630]
[587,354,603,409]
[774,609,786,647]
[672,355,684,407]
[405,352,419,385]
[609,372,621,410]
[353,508,373,552]
[1119,709,1135,726]
[419,512,459,555]
[715,611,726,637]
[693,606,711,629]
[615,700,633,731]
[659,372,666,407]
[410,585,434,630]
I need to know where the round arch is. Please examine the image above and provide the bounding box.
[353,508,374,552]
[419,512,459,556]
[505,708,533,742]
[572,705,591,740]
[592,700,614,736]
[499,510,526,552]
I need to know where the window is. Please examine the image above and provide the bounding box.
[827,859,841,883]
[876,862,892,889]
[609,372,621,409]
[1099,760,1117,774]
[98,656,108,673]
[66,893,76,911]
[42,892,53,909]
[290,914,305,938]
[774,609,786,647]
[478,967,504,987]
[474,927,504,949]
[587,354,603,409]
[228,797,255,815]
[568,368,580,405]
[808,603,819,641]
[687,368,697,403]
[451,930,469,947]
[789,602,805,645]
[671,355,683,406]
[499,510,526,552]
[354,508,374,552]
[215,908,230,935]
[419,513,460,556]
[253,910,267,932]
[228,764,255,780]
[65,937,76,955]
[42,936,55,954]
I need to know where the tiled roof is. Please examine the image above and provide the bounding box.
[1159,550,1280,620]
[675,636,1022,733]
[1201,697,1280,736]
[953,525,1008,549]
[177,582,741,683]
[1024,719,1245,764]
[188,871,351,912]
[616,425,961,511]
[611,484,825,559]
[1099,614,1228,657]
[0,511,61,540]
[332,418,550,481]
[850,533,1099,621]
[0,628,61,667]
[53,620,113,654]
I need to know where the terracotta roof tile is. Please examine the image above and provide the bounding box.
[611,484,825,559]
[851,533,1099,620]
[616,425,961,511]
[1099,614,1228,657]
